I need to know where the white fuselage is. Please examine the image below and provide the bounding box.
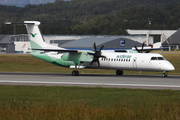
[88,51,175,72]
[38,50,175,72]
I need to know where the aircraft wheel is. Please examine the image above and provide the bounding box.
[72,70,79,76]
[116,70,123,75]
[76,71,79,76]
[162,73,168,77]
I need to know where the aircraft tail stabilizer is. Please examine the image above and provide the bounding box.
[24,21,46,49]
[24,21,59,50]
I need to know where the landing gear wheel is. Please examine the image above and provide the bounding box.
[72,70,79,76]
[116,70,123,76]
[162,73,168,77]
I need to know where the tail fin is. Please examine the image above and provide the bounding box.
[5,21,60,50]
[24,21,47,49]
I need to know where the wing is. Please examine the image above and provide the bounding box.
[31,48,81,53]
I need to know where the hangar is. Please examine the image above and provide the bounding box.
[47,35,153,50]
[0,35,153,53]
[162,28,180,50]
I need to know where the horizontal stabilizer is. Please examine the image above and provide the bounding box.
[5,21,54,25]
[5,22,34,25]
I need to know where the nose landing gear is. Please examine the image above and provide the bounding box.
[162,72,168,77]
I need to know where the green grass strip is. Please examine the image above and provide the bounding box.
[0,85,180,119]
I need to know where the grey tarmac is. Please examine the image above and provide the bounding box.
[0,72,180,90]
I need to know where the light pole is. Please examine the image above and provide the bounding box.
[148,18,152,30]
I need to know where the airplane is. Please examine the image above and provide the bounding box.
[6,21,175,77]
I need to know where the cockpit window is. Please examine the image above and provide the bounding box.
[151,57,157,60]
[151,57,165,60]
[157,57,164,60]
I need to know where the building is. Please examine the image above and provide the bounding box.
[162,28,180,50]
[0,35,15,53]
[0,34,154,53]
[127,29,180,50]
[46,35,153,50]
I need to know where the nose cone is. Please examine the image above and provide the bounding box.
[168,64,175,71]
[165,61,175,71]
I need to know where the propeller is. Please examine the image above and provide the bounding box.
[88,42,106,68]
[134,42,145,53]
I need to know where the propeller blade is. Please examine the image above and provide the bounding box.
[134,45,140,53]
[94,42,97,52]
[97,59,100,68]
[100,55,106,58]
[89,42,105,68]
[88,52,94,56]
[141,42,145,53]
[99,44,105,51]
[89,59,94,66]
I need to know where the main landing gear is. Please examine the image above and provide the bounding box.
[72,70,79,76]
[72,64,80,76]
[116,70,123,76]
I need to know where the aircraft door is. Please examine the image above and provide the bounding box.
[133,57,137,68]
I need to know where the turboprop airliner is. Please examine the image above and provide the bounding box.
[6,21,175,77]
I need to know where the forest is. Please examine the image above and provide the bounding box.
[1,0,180,35]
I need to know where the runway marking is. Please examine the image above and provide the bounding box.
[0,80,180,88]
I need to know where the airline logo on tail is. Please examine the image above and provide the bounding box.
[30,33,37,37]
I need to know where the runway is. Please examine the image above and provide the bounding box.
[0,72,180,90]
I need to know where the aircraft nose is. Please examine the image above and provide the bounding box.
[170,64,175,71]
[166,62,175,71]
[169,65,175,71]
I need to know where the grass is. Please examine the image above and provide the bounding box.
[0,53,180,119]
[0,86,180,119]
[0,53,179,75]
